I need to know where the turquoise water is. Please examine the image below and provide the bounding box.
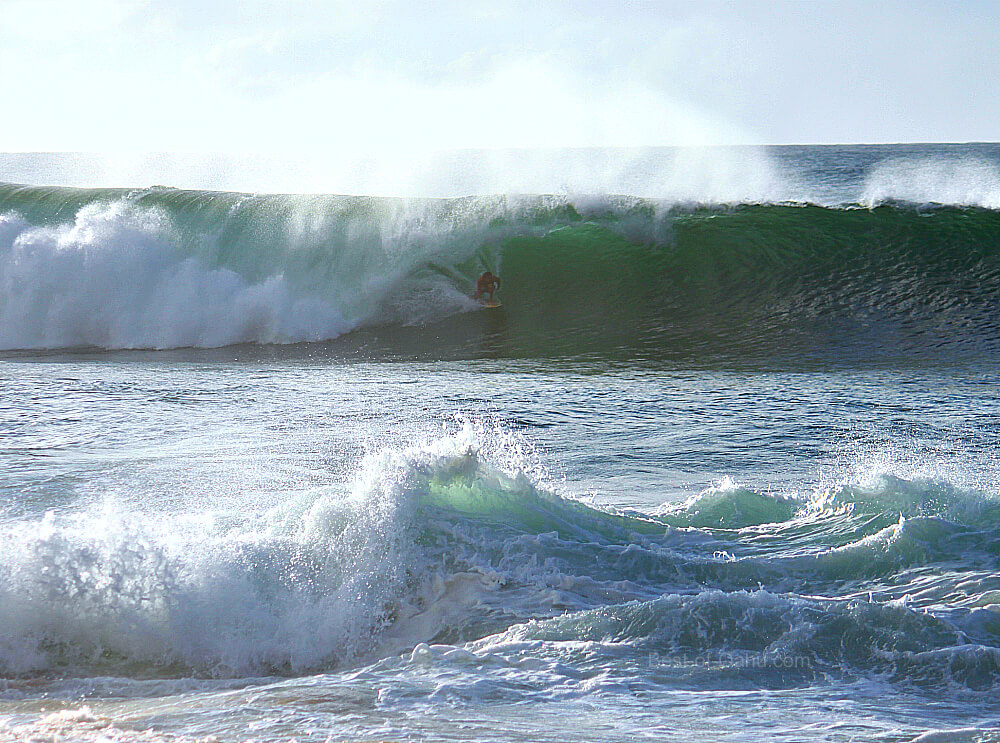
[2,145,1000,742]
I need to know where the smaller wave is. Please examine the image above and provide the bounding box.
[658,479,799,529]
[651,471,1000,542]
[661,472,1000,530]
[809,474,1000,527]
[803,515,978,582]
[477,590,1000,691]
[2,422,999,679]
[407,450,1000,612]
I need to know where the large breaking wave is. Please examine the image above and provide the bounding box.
[2,178,1000,358]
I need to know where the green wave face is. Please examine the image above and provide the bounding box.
[491,203,1000,360]
[2,182,1000,357]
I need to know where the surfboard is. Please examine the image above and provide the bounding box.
[481,299,502,308]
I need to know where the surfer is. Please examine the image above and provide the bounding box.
[474,271,500,301]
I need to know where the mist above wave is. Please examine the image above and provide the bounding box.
[4,143,999,206]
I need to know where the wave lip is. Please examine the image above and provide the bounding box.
[658,479,800,529]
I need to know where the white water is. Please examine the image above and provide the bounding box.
[0,203,358,349]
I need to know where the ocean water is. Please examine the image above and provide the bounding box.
[2,144,1000,742]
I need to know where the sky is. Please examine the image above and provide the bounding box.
[1,0,998,153]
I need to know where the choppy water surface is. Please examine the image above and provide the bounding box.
[3,144,1000,742]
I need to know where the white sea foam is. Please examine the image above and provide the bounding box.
[0,190,512,350]
[0,451,417,675]
[0,203,357,350]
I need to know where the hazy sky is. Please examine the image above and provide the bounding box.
[2,0,997,152]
